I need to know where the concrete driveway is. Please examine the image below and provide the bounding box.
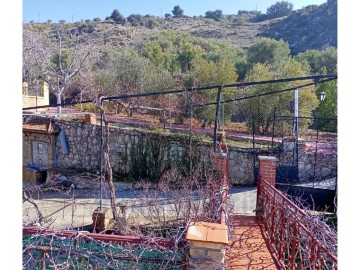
[23,185,257,230]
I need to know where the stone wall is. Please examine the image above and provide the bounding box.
[47,119,336,186]
[227,149,255,185]
[50,119,257,185]
[281,137,337,182]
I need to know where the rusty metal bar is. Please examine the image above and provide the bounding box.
[213,86,222,152]
[23,227,183,248]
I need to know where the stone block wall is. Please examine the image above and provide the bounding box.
[46,119,336,185]
[282,137,337,181]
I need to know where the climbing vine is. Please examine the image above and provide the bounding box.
[119,131,205,183]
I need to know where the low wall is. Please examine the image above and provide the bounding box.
[44,119,336,186]
[51,119,258,184]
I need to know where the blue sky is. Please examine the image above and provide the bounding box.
[23,0,327,23]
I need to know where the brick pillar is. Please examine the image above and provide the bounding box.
[258,156,278,186]
[92,207,113,232]
[256,156,278,215]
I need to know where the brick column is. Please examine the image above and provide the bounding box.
[92,207,113,232]
[256,156,278,214]
[258,156,278,186]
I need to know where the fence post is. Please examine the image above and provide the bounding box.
[256,156,278,216]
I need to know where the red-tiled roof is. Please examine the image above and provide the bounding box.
[23,117,60,134]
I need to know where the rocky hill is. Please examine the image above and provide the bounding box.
[262,0,337,54]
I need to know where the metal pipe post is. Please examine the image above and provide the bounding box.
[99,101,104,210]
[271,107,276,153]
[213,86,222,152]
[294,88,299,139]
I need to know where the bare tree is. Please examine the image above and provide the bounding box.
[28,24,97,113]
[22,27,47,92]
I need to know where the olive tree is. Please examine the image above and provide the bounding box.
[204,10,224,21]
[315,79,337,132]
[184,57,238,125]
[92,50,175,114]
[240,60,318,135]
[247,37,291,70]
[295,47,337,74]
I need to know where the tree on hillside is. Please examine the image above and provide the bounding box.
[127,14,144,26]
[93,50,175,114]
[177,43,204,72]
[110,9,126,24]
[234,49,248,80]
[205,10,224,21]
[172,5,184,17]
[315,79,337,132]
[240,60,318,135]
[187,57,238,125]
[266,1,294,19]
[247,37,291,70]
[295,47,337,74]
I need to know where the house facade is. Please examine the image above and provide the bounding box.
[22,81,49,112]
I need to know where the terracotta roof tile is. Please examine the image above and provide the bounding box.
[186,221,228,245]
[23,117,60,134]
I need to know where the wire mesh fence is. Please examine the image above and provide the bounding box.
[245,106,337,187]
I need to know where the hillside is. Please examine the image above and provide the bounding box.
[23,0,337,55]
[262,0,337,54]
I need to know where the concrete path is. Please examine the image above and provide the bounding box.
[23,185,257,230]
